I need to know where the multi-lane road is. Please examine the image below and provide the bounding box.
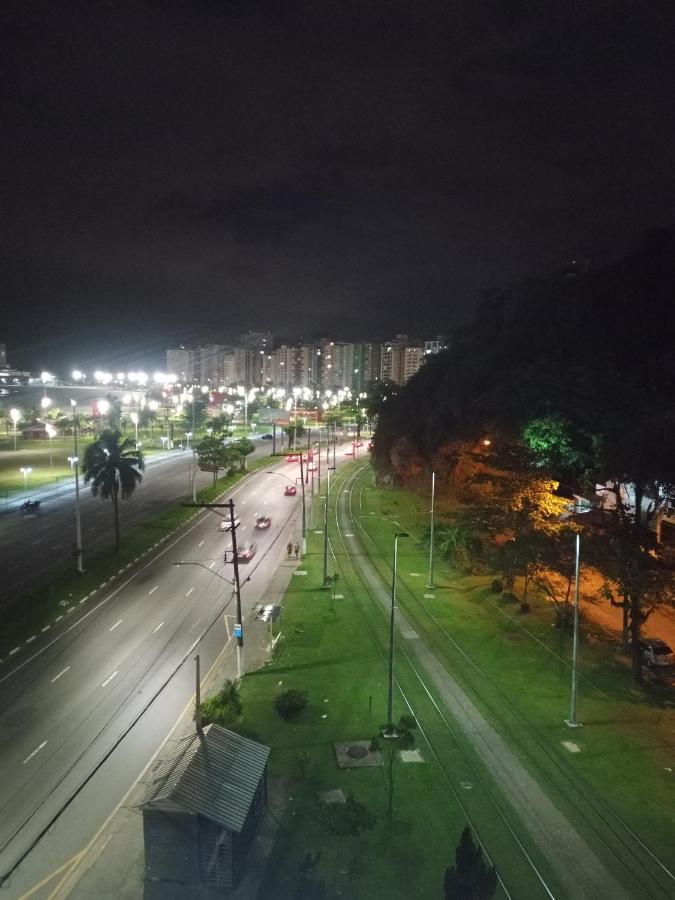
[0,446,344,898]
[0,441,274,608]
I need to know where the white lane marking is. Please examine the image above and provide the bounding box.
[109,619,122,632]
[152,621,164,634]
[185,587,194,597]
[23,741,47,765]
[198,540,204,547]
[101,670,118,687]
[50,544,61,550]
[31,539,43,545]
[50,667,70,683]
[209,562,216,569]
[148,585,158,595]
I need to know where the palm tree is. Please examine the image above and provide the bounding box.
[82,429,145,551]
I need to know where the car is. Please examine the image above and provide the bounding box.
[218,517,240,532]
[367,441,374,451]
[355,440,364,447]
[638,638,675,667]
[308,463,318,472]
[286,454,299,463]
[345,449,354,456]
[261,433,273,440]
[255,515,272,529]
[284,485,297,496]
[236,544,257,562]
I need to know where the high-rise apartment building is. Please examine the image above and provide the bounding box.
[166,346,194,383]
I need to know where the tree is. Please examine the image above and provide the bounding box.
[82,429,144,551]
[196,435,237,484]
[284,423,306,446]
[444,826,497,899]
[209,412,233,435]
[229,437,256,471]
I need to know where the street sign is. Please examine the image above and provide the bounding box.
[234,623,242,638]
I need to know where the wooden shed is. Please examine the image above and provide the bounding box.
[141,724,270,892]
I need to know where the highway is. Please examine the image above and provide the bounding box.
[0,441,274,608]
[0,446,345,898]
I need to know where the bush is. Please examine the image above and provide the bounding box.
[274,688,308,720]
[199,678,242,729]
[490,579,503,594]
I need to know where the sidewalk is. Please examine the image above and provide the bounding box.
[50,552,300,899]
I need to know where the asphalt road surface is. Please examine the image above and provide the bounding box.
[0,443,355,898]
[0,442,274,608]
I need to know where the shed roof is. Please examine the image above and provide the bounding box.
[141,724,270,833]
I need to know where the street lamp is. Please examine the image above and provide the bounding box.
[130,411,139,445]
[97,399,110,434]
[10,408,21,451]
[185,431,193,450]
[426,471,436,589]
[70,399,84,573]
[266,463,306,555]
[565,531,582,729]
[41,396,52,411]
[20,466,33,492]
[45,423,56,469]
[385,532,409,736]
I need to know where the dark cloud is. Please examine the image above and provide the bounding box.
[1,0,674,370]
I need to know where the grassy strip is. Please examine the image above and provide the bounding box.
[231,470,560,899]
[0,456,271,658]
[351,465,675,882]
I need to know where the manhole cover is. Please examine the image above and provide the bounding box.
[347,745,368,759]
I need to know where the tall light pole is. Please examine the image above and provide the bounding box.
[71,400,84,573]
[298,453,307,555]
[10,408,20,451]
[97,399,110,435]
[426,471,436,589]
[20,466,32,492]
[386,532,409,734]
[321,442,334,588]
[228,499,245,679]
[45,424,56,469]
[130,411,139,445]
[566,532,582,728]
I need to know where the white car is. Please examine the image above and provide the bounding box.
[639,639,675,667]
[218,518,240,532]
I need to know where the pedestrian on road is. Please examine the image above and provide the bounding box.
[287,541,293,559]
[294,542,300,559]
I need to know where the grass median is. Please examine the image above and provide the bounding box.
[0,456,271,659]
[347,463,675,886]
[230,468,559,899]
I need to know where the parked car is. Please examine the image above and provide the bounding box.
[286,454,299,463]
[20,500,41,513]
[255,515,272,529]
[345,449,354,456]
[261,433,273,440]
[284,485,297,496]
[638,638,675,667]
[218,517,240,532]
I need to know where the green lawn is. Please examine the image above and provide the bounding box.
[232,468,563,899]
[348,464,675,889]
[0,436,167,498]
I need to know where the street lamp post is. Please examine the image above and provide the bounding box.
[20,466,32,492]
[45,424,56,469]
[70,400,84,573]
[10,409,21,451]
[298,453,307,555]
[97,399,110,435]
[566,532,582,728]
[426,471,436,589]
[130,411,139,445]
[386,532,409,734]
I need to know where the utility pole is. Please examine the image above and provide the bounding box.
[191,397,197,502]
[299,453,307,555]
[195,654,202,733]
[426,471,436,589]
[71,401,84,574]
[322,465,331,587]
[272,422,276,456]
[386,532,409,734]
[182,498,245,679]
[566,532,582,728]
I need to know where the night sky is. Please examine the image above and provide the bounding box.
[2,1,674,372]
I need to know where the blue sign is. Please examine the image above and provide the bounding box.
[234,623,242,638]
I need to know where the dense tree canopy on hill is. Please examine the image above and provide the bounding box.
[373,229,675,679]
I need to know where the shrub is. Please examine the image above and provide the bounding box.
[274,688,308,720]
[199,678,242,729]
[490,579,503,594]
